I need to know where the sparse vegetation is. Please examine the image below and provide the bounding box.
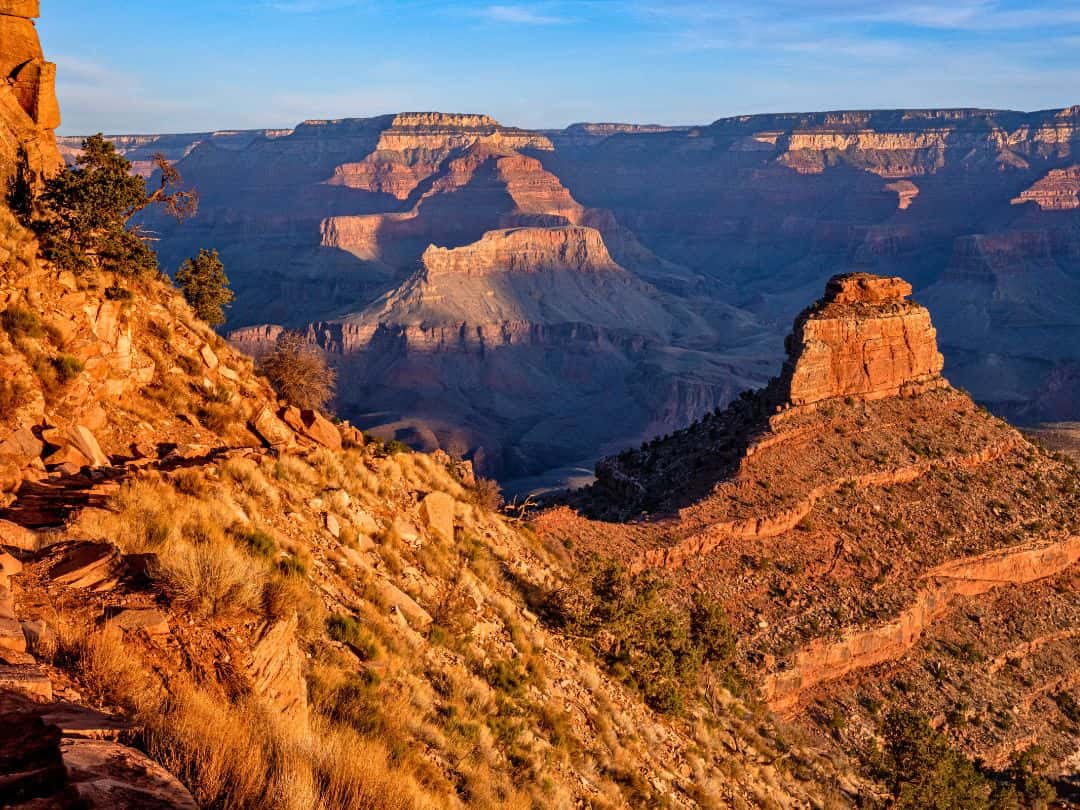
[0,377,30,421]
[258,330,337,411]
[544,557,738,713]
[176,248,234,327]
[877,709,1056,809]
[33,134,197,276]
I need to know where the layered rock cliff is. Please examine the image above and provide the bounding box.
[1013,165,1080,210]
[777,273,944,405]
[0,0,59,189]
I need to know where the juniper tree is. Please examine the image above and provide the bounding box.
[176,248,234,327]
[35,134,197,276]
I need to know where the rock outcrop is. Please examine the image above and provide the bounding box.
[0,0,60,188]
[1012,165,1080,210]
[776,273,945,406]
[327,112,554,200]
[539,271,1080,776]
[421,226,621,276]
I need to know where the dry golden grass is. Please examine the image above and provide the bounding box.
[158,537,264,618]
[58,622,441,810]
[79,475,267,619]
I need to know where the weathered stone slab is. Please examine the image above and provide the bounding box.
[62,738,198,810]
[0,663,51,701]
[419,491,455,542]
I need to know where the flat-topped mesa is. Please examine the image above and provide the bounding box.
[775,273,945,407]
[421,226,622,277]
[390,112,500,129]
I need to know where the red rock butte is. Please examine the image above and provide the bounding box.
[776,272,945,407]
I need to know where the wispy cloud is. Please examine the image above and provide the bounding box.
[480,4,568,24]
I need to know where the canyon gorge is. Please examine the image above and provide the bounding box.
[66,104,1080,488]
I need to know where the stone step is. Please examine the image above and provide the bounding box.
[0,665,52,702]
[0,585,13,620]
[47,543,123,592]
[39,702,132,741]
[0,618,27,654]
[0,648,35,666]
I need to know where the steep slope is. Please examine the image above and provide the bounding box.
[538,273,1080,788]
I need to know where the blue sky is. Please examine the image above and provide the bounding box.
[40,0,1080,135]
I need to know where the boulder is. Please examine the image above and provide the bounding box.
[48,542,124,591]
[0,585,12,619]
[340,424,365,448]
[392,517,420,546]
[324,512,341,539]
[300,409,341,450]
[0,426,42,460]
[0,518,37,552]
[61,738,198,810]
[199,343,219,369]
[42,425,110,469]
[419,491,456,542]
[250,406,295,448]
[280,406,341,450]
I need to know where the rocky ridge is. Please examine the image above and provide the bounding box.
[538,272,1080,786]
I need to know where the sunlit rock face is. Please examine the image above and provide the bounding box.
[778,273,945,406]
[0,0,60,187]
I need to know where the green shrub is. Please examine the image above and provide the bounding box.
[51,354,84,384]
[879,709,1054,809]
[1,305,44,338]
[239,528,278,560]
[327,615,382,663]
[276,556,308,579]
[176,249,234,326]
[545,557,737,714]
[34,134,197,276]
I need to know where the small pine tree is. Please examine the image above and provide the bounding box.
[258,331,337,411]
[34,134,197,276]
[176,249,234,327]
